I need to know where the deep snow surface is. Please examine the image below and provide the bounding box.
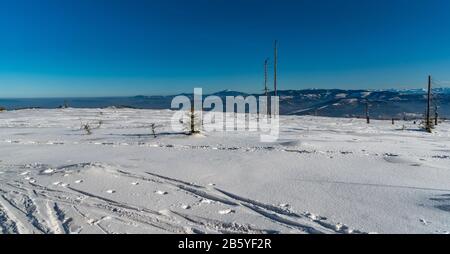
[0,108,449,234]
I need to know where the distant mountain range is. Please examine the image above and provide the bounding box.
[1,88,449,119]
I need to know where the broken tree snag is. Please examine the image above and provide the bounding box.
[426,75,432,133]
[150,123,157,138]
[435,105,438,126]
[365,102,370,124]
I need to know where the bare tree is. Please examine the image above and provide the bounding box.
[80,120,102,135]
[149,123,163,138]
[364,101,370,124]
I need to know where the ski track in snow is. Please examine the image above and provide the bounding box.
[0,161,365,234]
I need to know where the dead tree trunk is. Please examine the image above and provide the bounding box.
[435,105,438,126]
[426,75,432,132]
[190,105,195,134]
[365,102,370,124]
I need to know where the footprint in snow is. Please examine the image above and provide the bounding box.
[106,190,116,194]
[304,212,326,221]
[200,199,213,204]
[24,176,35,183]
[218,209,235,215]
[419,219,429,225]
[181,205,191,210]
[155,190,168,195]
[52,182,69,187]
[43,168,55,174]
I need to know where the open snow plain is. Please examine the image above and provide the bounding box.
[0,108,449,234]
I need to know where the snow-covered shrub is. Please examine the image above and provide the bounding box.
[80,120,103,135]
[179,107,201,135]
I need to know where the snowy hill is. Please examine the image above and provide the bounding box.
[0,108,449,234]
[275,89,450,119]
[1,89,449,119]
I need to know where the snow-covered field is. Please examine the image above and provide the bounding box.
[0,108,449,234]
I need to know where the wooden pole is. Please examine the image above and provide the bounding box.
[274,40,278,97]
[264,59,269,97]
[264,58,270,117]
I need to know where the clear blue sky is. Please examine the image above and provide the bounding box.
[1,0,450,97]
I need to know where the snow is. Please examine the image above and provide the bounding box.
[0,108,449,234]
[342,98,358,104]
[335,93,347,99]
